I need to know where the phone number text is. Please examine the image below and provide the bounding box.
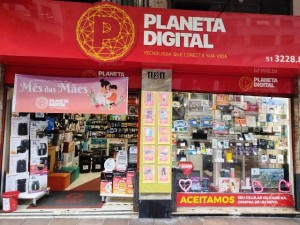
[266,55,300,63]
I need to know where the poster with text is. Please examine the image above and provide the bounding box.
[143,127,155,144]
[143,91,155,108]
[143,145,155,164]
[144,108,155,126]
[157,166,171,183]
[158,109,170,126]
[12,74,128,114]
[158,92,171,108]
[157,145,171,164]
[157,127,171,144]
[143,165,155,183]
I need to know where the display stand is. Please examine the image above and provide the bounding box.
[19,187,50,206]
[100,192,133,202]
[99,170,133,202]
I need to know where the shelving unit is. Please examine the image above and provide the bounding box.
[172,93,292,193]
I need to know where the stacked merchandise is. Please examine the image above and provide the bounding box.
[5,117,30,193]
[29,120,48,193]
[5,116,48,194]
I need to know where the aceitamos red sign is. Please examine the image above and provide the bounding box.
[177,193,294,207]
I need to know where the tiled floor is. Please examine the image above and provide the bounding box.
[65,172,100,190]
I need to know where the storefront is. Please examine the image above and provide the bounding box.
[0,0,300,217]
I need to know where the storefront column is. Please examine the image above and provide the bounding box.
[138,69,173,218]
[294,77,300,211]
[0,65,4,194]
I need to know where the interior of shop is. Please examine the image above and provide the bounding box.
[3,91,139,209]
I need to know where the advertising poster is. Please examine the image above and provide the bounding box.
[143,91,155,108]
[157,145,171,164]
[158,92,171,108]
[158,166,171,183]
[143,145,155,163]
[176,193,294,207]
[158,109,170,126]
[139,91,172,193]
[158,127,171,144]
[12,75,128,114]
[144,108,155,126]
[143,127,155,144]
[143,165,155,183]
[216,94,230,106]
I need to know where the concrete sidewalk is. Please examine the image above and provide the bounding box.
[1,217,300,225]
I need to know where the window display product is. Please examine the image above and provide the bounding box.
[16,159,27,173]
[18,123,28,136]
[79,154,92,173]
[17,179,27,193]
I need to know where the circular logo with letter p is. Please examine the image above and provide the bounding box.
[76,3,135,62]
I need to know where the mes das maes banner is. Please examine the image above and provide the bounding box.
[12,74,128,114]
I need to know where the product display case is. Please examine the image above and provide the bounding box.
[172,92,292,195]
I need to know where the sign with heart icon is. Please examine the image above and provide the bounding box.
[178,161,194,175]
[179,178,192,192]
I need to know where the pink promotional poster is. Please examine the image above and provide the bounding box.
[12,74,128,114]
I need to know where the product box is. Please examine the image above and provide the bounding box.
[10,137,29,156]
[29,173,48,193]
[101,172,113,181]
[5,172,29,193]
[100,181,112,194]
[30,156,48,174]
[218,178,240,193]
[30,139,48,158]
[125,171,135,194]
[30,120,48,139]
[11,116,30,138]
[9,154,29,174]
[100,172,113,194]
[63,141,75,153]
[63,151,75,166]
[113,174,126,194]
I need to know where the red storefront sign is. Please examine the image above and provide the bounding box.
[173,73,295,94]
[176,193,294,207]
[1,1,300,72]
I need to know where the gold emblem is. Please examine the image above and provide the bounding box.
[239,76,253,91]
[76,3,135,62]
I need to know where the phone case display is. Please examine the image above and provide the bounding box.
[139,91,173,194]
[172,93,292,195]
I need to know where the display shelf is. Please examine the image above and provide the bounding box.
[100,193,133,202]
[19,187,50,206]
[100,193,133,197]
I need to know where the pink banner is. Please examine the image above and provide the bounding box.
[13,74,128,114]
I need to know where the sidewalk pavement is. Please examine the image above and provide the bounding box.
[1,216,300,225]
